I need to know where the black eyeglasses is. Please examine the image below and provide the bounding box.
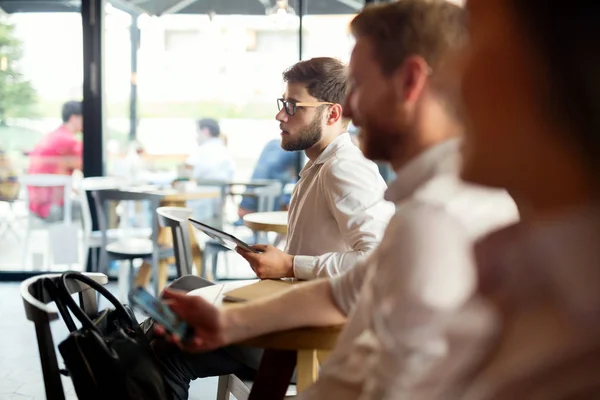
[277,98,334,117]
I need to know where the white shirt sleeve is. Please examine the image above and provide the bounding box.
[329,252,373,316]
[293,157,395,280]
[357,203,476,400]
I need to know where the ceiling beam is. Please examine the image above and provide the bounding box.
[156,0,200,16]
[108,0,146,15]
[335,0,362,11]
[0,0,80,13]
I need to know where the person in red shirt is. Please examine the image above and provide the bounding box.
[27,101,83,221]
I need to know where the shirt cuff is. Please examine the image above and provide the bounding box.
[293,255,317,280]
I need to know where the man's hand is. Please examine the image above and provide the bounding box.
[154,289,227,352]
[236,244,295,279]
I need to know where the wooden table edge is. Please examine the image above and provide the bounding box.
[237,325,343,351]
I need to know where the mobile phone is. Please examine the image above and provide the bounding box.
[128,286,194,342]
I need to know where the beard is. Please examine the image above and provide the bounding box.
[355,91,404,162]
[281,110,323,152]
[359,118,404,163]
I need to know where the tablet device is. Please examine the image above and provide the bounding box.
[188,218,260,253]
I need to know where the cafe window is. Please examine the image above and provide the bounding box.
[0,7,84,273]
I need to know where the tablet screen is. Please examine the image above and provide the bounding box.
[188,218,259,253]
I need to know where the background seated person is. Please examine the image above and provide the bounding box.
[185,118,235,182]
[27,100,82,222]
[184,118,235,226]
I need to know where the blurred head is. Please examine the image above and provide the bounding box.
[196,118,220,145]
[460,0,600,204]
[62,101,83,133]
[277,57,349,152]
[344,0,466,167]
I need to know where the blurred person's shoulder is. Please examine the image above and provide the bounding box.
[391,141,520,239]
[414,172,518,240]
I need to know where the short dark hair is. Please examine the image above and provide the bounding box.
[198,118,220,137]
[282,57,348,105]
[509,1,600,174]
[350,0,466,76]
[61,101,82,123]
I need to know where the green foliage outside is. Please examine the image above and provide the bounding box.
[0,125,42,152]
[0,15,37,126]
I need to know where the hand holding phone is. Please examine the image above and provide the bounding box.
[129,286,194,342]
[158,289,228,353]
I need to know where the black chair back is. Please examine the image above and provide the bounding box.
[20,272,108,400]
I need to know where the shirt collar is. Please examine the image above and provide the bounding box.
[384,137,462,203]
[299,132,352,177]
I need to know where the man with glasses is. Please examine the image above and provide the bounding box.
[151,57,394,400]
[236,57,394,281]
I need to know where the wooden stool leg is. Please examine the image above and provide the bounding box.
[249,349,296,400]
[188,224,204,277]
[135,261,152,287]
[158,259,169,294]
[193,253,203,277]
[297,350,319,392]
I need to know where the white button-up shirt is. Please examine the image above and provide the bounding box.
[299,138,519,400]
[186,138,235,181]
[285,133,394,280]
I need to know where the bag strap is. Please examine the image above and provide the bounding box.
[56,271,137,334]
[41,278,79,332]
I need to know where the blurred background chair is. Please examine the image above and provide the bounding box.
[75,174,151,273]
[0,177,22,242]
[251,181,283,244]
[156,206,194,279]
[92,189,171,300]
[19,174,75,270]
